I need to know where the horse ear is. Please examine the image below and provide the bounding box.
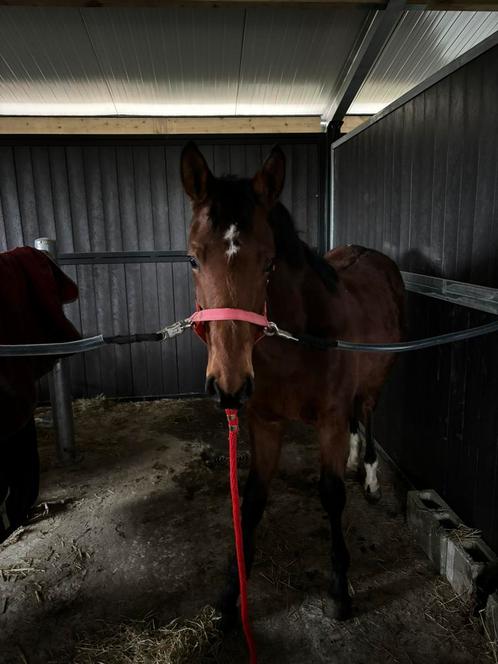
[181,142,213,203]
[252,145,286,207]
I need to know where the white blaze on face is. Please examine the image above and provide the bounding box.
[224,224,240,259]
[364,460,379,494]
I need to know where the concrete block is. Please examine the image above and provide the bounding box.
[407,490,497,597]
[407,490,462,573]
[444,537,496,596]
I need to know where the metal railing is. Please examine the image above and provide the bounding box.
[34,238,76,464]
[402,272,498,317]
[11,244,498,465]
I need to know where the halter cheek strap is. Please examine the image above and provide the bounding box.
[190,306,269,343]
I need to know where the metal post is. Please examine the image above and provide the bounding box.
[34,237,76,463]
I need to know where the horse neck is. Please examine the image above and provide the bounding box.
[266,258,337,334]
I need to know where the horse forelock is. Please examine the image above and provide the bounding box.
[195,175,337,292]
[206,177,256,232]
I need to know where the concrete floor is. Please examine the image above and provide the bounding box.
[0,397,493,664]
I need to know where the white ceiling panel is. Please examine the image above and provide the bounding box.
[0,8,114,115]
[0,5,372,118]
[82,7,245,116]
[350,10,498,115]
[236,8,371,116]
[0,6,497,121]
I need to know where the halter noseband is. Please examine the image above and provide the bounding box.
[189,307,269,343]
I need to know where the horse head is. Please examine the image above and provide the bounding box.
[181,142,285,408]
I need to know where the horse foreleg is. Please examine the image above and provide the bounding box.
[217,408,283,629]
[318,413,352,620]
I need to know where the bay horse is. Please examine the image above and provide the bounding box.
[180,143,405,622]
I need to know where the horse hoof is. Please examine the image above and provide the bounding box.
[345,464,360,478]
[365,485,382,503]
[214,604,238,633]
[327,593,352,621]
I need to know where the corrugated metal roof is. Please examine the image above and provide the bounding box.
[0,8,114,115]
[82,7,245,116]
[0,6,370,117]
[350,10,498,115]
[236,8,368,116]
[0,7,497,119]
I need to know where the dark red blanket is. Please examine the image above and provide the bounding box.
[0,247,80,439]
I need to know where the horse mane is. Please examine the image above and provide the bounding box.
[211,176,338,293]
[268,202,338,292]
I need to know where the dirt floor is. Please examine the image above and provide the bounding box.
[0,397,495,664]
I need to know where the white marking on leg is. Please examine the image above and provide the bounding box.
[364,460,379,494]
[224,224,240,259]
[347,433,361,472]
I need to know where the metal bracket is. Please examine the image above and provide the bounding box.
[159,319,192,341]
[264,322,299,342]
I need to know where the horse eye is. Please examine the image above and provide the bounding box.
[264,258,275,273]
[188,256,200,270]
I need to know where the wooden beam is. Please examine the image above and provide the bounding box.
[341,115,371,133]
[0,115,322,135]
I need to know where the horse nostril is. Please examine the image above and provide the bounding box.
[205,375,254,409]
[205,375,218,398]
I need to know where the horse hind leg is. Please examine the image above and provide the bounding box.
[363,408,381,503]
[347,397,363,474]
[346,416,362,474]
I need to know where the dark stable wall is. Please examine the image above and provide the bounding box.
[0,135,326,399]
[333,45,498,550]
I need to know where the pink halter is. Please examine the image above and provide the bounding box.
[189,307,269,343]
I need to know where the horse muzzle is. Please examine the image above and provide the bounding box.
[205,375,255,409]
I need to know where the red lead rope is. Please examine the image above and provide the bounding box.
[225,409,257,664]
